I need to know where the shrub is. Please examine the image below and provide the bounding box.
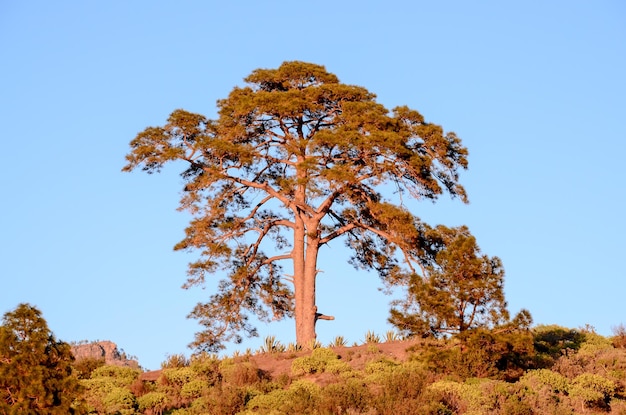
[180,379,206,399]
[102,386,137,415]
[73,357,106,379]
[162,367,196,385]
[520,369,570,394]
[291,355,326,376]
[577,332,614,356]
[325,359,352,375]
[244,380,320,414]
[245,388,290,413]
[533,325,585,365]
[428,380,487,414]
[370,365,431,415]
[162,353,190,368]
[137,391,168,414]
[569,373,616,411]
[221,361,267,386]
[205,384,247,415]
[291,347,340,376]
[189,352,221,386]
[419,329,535,381]
[90,365,141,385]
[365,359,399,376]
[319,379,372,414]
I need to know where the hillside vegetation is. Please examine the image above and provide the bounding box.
[75,325,626,415]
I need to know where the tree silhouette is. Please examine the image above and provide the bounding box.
[124,61,468,351]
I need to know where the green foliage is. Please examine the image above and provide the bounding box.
[90,365,141,385]
[0,303,84,415]
[124,61,469,351]
[364,359,400,382]
[569,373,616,410]
[369,363,432,415]
[82,365,141,414]
[71,329,626,414]
[418,328,536,381]
[577,331,614,356]
[390,226,511,338]
[180,380,206,399]
[163,367,196,385]
[520,369,570,394]
[73,357,106,380]
[101,386,136,415]
[429,380,491,414]
[532,325,585,364]
[244,380,321,414]
[318,378,372,414]
[291,347,340,376]
[137,391,167,413]
[325,359,352,375]
[162,353,190,368]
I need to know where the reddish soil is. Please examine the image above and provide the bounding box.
[139,339,422,384]
[247,339,421,381]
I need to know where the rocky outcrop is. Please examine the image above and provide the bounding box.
[71,340,139,368]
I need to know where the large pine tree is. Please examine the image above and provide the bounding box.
[124,61,468,351]
[0,303,84,414]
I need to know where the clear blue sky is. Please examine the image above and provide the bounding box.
[1,1,624,370]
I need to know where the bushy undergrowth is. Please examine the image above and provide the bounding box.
[76,326,626,415]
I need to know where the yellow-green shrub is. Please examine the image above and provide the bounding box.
[291,347,340,376]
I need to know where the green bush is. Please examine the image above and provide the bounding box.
[90,365,141,385]
[102,386,137,415]
[163,367,196,385]
[533,325,585,365]
[291,355,320,375]
[137,391,168,413]
[291,347,340,376]
[569,373,616,410]
[325,359,352,375]
[428,380,488,414]
[318,379,372,414]
[519,369,569,394]
[180,379,206,399]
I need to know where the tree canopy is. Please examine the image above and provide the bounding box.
[389,225,511,337]
[0,303,84,414]
[124,61,469,351]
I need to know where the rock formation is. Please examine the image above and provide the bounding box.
[71,340,139,368]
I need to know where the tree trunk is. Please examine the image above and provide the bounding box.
[293,216,321,348]
[293,211,308,346]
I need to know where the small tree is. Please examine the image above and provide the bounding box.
[124,61,468,351]
[389,225,509,337]
[0,303,84,414]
